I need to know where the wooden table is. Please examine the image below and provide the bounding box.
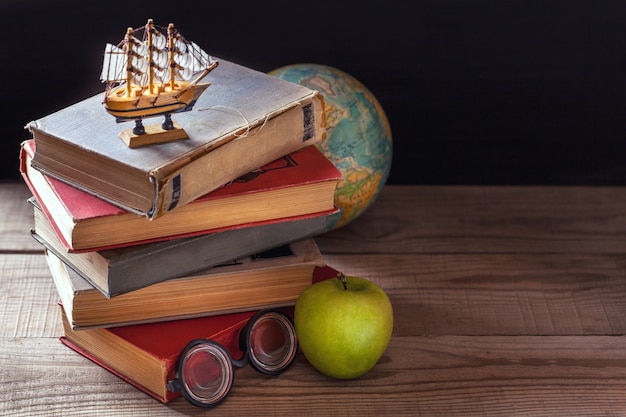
[3,182,626,416]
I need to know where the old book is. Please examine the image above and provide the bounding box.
[21,139,339,252]
[32,200,332,297]
[58,265,339,403]
[46,237,324,329]
[26,58,325,220]
[60,307,261,403]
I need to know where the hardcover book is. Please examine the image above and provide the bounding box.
[46,237,324,329]
[58,265,340,403]
[26,58,326,219]
[32,200,333,297]
[60,307,259,404]
[21,139,340,252]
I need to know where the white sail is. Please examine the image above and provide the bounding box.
[100,43,126,83]
[172,37,187,53]
[129,36,149,57]
[102,20,217,97]
[154,69,169,83]
[176,67,195,81]
[152,31,167,50]
[172,41,212,77]
[129,55,149,86]
[190,42,212,70]
[174,52,193,68]
[151,49,169,69]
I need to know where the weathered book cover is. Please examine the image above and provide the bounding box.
[20,139,339,252]
[59,307,257,403]
[58,265,339,403]
[46,237,324,329]
[32,200,333,297]
[27,58,326,219]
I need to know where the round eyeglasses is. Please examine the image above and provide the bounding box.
[166,309,298,408]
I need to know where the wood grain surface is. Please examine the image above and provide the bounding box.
[3,183,626,416]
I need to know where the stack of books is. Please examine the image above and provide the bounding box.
[20,57,342,404]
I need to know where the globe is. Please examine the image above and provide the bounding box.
[269,64,393,230]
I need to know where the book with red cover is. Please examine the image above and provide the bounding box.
[59,265,340,404]
[20,139,341,252]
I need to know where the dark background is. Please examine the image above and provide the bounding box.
[3,0,626,185]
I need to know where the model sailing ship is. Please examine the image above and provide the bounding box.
[101,19,218,146]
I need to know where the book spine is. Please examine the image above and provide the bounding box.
[150,95,325,219]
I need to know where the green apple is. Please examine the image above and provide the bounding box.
[294,273,393,379]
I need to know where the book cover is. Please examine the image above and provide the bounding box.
[32,200,333,297]
[45,237,324,329]
[58,265,340,404]
[59,307,257,403]
[27,58,326,219]
[20,139,340,252]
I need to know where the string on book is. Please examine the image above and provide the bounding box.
[197,105,272,138]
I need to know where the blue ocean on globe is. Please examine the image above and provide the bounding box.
[270,64,393,230]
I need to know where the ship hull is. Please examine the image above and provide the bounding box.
[103,81,211,120]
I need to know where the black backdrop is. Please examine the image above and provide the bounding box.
[3,0,626,185]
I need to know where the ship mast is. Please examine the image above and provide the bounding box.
[146,19,156,94]
[124,27,134,97]
[168,23,176,91]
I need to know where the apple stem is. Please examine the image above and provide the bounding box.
[338,272,348,290]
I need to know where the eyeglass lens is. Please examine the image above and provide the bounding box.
[248,313,297,372]
[180,343,233,406]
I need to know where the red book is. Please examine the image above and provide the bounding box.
[59,265,340,404]
[20,139,341,252]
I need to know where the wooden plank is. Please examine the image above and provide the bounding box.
[4,251,626,340]
[1,335,625,416]
[323,253,626,336]
[4,184,626,415]
[10,182,626,255]
[317,185,626,255]
[0,338,165,416]
[0,254,59,338]
[0,182,39,252]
